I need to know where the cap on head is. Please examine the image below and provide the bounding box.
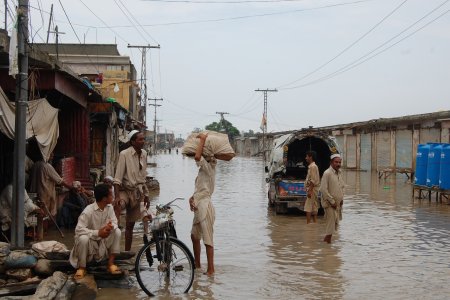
[72,181,81,188]
[330,153,341,160]
[104,175,113,182]
[127,130,140,142]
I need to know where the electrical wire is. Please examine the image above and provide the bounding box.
[99,0,376,28]
[56,0,101,74]
[117,0,159,45]
[78,0,129,44]
[113,0,149,44]
[280,0,450,90]
[143,0,312,3]
[276,0,409,89]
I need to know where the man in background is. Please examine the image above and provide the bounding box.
[320,154,345,244]
[114,130,150,251]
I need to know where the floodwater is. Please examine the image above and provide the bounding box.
[62,153,450,299]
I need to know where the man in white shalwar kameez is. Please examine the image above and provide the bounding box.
[69,183,122,279]
[304,151,320,224]
[188,133,217,276]
[320,154,345,244]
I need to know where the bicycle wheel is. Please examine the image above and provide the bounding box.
[135,236,195,296]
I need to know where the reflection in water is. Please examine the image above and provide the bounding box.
[89,154,450,299]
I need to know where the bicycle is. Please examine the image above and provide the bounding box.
[135,198,195,296]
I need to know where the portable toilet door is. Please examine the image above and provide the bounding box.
[426,143,443,187]
[439,144,450,190]
[415,144,430,186]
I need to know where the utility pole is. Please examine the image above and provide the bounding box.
[255,88,277,164]
[215,111,229,132]
[12,0,29,248]
[149,98,163,155]
[48,25,65,61]
[46,4,53,43]
[127,44,160,126]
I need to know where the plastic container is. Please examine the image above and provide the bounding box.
[426,143,443,187]
[439,144,450,190]
[414,144,430,186]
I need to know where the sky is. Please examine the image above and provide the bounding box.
[8,0,450,137]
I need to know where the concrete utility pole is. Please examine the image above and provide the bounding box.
[255,88,277,164]
[215,111,229,135]
[148,98,162,154]
[45,4,53,43]
[12,0,29,248]
[127,44,160,125]
[48,25,65,61]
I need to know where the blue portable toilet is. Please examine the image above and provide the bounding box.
[426,143,443,187]
[439,144,450,190]
[415,144,430,186]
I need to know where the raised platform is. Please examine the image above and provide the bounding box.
[412,184,450,203]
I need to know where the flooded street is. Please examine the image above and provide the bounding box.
[94,153,450,299]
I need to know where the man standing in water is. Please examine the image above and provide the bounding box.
[320,154,345,243]
[304,151,320,224]
[187,133,233,276]
[114,130,150,251]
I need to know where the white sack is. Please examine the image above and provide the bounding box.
[182,130,235,159]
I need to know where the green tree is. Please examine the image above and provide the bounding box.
[205,119,240,138]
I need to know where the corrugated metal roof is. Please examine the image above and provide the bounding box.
[33,43,121,56]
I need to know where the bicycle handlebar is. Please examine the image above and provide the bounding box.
[157,197,185,211]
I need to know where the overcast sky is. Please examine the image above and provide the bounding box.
[16,0,450,137]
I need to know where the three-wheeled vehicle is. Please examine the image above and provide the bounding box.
[266,131,340,214]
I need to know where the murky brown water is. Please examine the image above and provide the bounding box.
[54,154,450,299]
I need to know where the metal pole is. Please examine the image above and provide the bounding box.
[255,89,277,164]
[149,98,162,154]
[12,0,29,248]
[46,4,53,43]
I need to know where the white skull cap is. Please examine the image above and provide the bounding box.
[330,153,341,160]
[127,130,140,141]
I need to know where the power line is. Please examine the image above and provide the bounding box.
[78,0,129,43]
[280,0,450,90]
[96,0,376,28]
[276,0,409,89]
[143,0,314,3]
[117,0,159,44]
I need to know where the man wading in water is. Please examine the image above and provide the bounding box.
[320,154,345,244]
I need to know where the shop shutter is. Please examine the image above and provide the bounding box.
[420,128,440,144]
[335,136,345,159]
[396,130,412,168]
[346,135,357,168]
[377,131,391,169]
[360,133,371,171]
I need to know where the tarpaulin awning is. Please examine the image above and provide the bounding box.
[0,86,59,162]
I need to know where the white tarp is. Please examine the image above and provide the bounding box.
[0,86,59,162]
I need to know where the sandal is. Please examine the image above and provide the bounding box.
[74,268,86,280]
[107,264,123,275]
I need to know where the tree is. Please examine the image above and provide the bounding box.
[205,119,240,139]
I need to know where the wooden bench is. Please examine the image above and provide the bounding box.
[378,167,414,181]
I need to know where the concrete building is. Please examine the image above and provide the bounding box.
[235,111,450,174]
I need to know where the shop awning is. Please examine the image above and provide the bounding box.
[0,86,59,162]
